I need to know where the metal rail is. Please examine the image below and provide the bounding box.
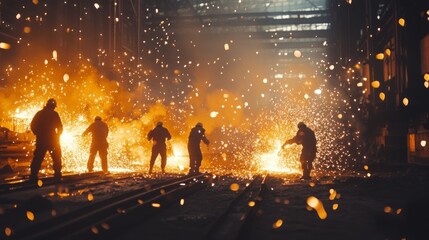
[64,175,135,193]
[204,174,268,240]
[8,173,211,240]
[0,172,106,194]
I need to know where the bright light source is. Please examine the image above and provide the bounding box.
[307,196,327,220]
[26,211,35,221]
[402,98,409,106]
[376,53,384,60]
[371,81,380,88]
[379,92,385,101]
[88,193,94,201]
[24,26,31,34]
[329,189,337,200]
[94,3,100,9]
[0,42,11,50]
[294,50,302,58]
[5,227,12,236]
[385,48,391,56]
[272,219,283,229]
[224,43,229,51]
[63,74,70,82]
[355,63,361,70]
[230,183,239,191]
[52,50,58,61]
[421,140,427,147]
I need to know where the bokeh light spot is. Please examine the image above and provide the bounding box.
[230,183,240,191]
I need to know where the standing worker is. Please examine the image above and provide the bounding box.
[281,122,317,180]
[29,98,63,182]
[187,122,209,175]
[82,116,109,173]
[147,121,172,174]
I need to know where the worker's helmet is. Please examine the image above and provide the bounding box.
[95,116,102,121]
[156,121,163,126]
[297,122,306,128]
[46,98,57,108]
[196,122,203,127]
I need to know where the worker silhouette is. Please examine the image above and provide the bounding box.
[147,122,172,174]
[29,98,63,182]
[282,122,317,180]
[82,116,109,173]
[187,122,209,175]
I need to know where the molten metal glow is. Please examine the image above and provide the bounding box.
[230,183,240,191]
[26,211,35,221]
[376,53,384,60]
[88,193,94,201]
[272,219,283,228]
[224,43,230,51]
[306,196,327,220]
[398,18,405,27]
[384,206,392,213]
[0,42,11,50]
[294,50,302,58]
[0,2,367,179]
[329,189,337,200]
[91,226,99,234]
[169,143,189,172]
[385,48,391,57]
[371,81,380,88]
[256,141,300,174]
[5,227,12,237]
